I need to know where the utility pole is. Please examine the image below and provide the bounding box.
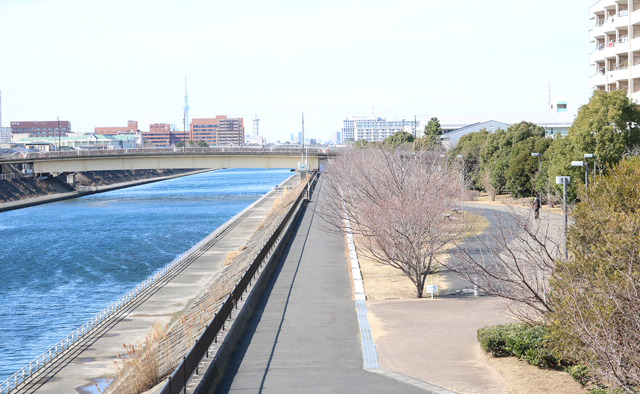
[57,117,61,151]
[302,113,305,169]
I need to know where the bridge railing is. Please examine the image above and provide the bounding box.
[0,147,323,162]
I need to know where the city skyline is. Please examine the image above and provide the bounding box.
[0,0,592,142]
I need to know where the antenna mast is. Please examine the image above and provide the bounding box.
[253,114,260,138]
[183,76,190,143]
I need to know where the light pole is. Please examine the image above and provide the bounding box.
[301,113,305,170]
[571,160,588,191]
[457,154,464,217]
[556,176,570,260]
[584,153,595,183]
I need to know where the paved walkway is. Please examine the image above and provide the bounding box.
[14,175,299,394]
[365,203,564,394]
[368,298,513,394]
[213,178,428,394]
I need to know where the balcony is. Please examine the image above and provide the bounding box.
[632,7,640,24]
[610,62,630,81]
[590,72,607,87]
[632,63,640,78]
[590,0,617,15]
[590,46,606,64]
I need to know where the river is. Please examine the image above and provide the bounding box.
[0,168,293,383]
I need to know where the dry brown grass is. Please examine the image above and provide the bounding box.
[222,250,242,266]
[482,352,588,394]
[255,176,309,232]
[104,322,168,394]
[356,212,488,300]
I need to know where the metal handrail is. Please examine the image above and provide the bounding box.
[0,173,34,180]
[155,173,318,394]
[0,194,279,393]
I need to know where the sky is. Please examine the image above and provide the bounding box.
[0,0,593,142]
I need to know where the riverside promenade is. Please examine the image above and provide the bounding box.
[13,175,300,394]
[213,178,430,394]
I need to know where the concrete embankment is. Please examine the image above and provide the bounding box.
[0,169,211,212]
[12,174,300,394]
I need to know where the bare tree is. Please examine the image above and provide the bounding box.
[451,203,563,323]
[317,147,466,298]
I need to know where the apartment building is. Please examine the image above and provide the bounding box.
[190,116,244,146]
[341,116,419,142]
[589,0,640,98]
[94,120,139,135]
[10,120,71,137]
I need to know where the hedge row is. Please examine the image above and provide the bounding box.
[477,323,559,368]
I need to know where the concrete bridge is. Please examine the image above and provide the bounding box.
[0,147,325,179]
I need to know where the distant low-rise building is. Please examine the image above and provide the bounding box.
[14,133,138,150]
[142,123,180,146]
[421,112,576,149]
[94,120,139,135]
[10,120,71,138]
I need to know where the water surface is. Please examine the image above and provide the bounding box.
[0,168,292,382]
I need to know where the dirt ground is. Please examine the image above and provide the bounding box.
[482,353,588,394]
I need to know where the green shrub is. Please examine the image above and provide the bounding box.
[565,364,590,386]
[587,386,628,394]
[477,324,510,356]
[477,323,559,368]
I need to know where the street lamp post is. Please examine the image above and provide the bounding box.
[584,153,595,184]
[571,160,588,191]
[556,176,570,260]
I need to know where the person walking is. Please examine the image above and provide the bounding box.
[532,197,540,219]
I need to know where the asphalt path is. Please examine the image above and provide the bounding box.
[440,203,562,298]
[213,178,427,394]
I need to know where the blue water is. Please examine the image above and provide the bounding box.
[0,168,292,382]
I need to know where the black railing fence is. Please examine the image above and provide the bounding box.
[159,172,318,394]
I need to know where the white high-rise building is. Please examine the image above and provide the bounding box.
[589,1,640,99]
[341,116,418,142]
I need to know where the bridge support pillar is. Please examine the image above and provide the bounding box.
[66,173,77,187]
